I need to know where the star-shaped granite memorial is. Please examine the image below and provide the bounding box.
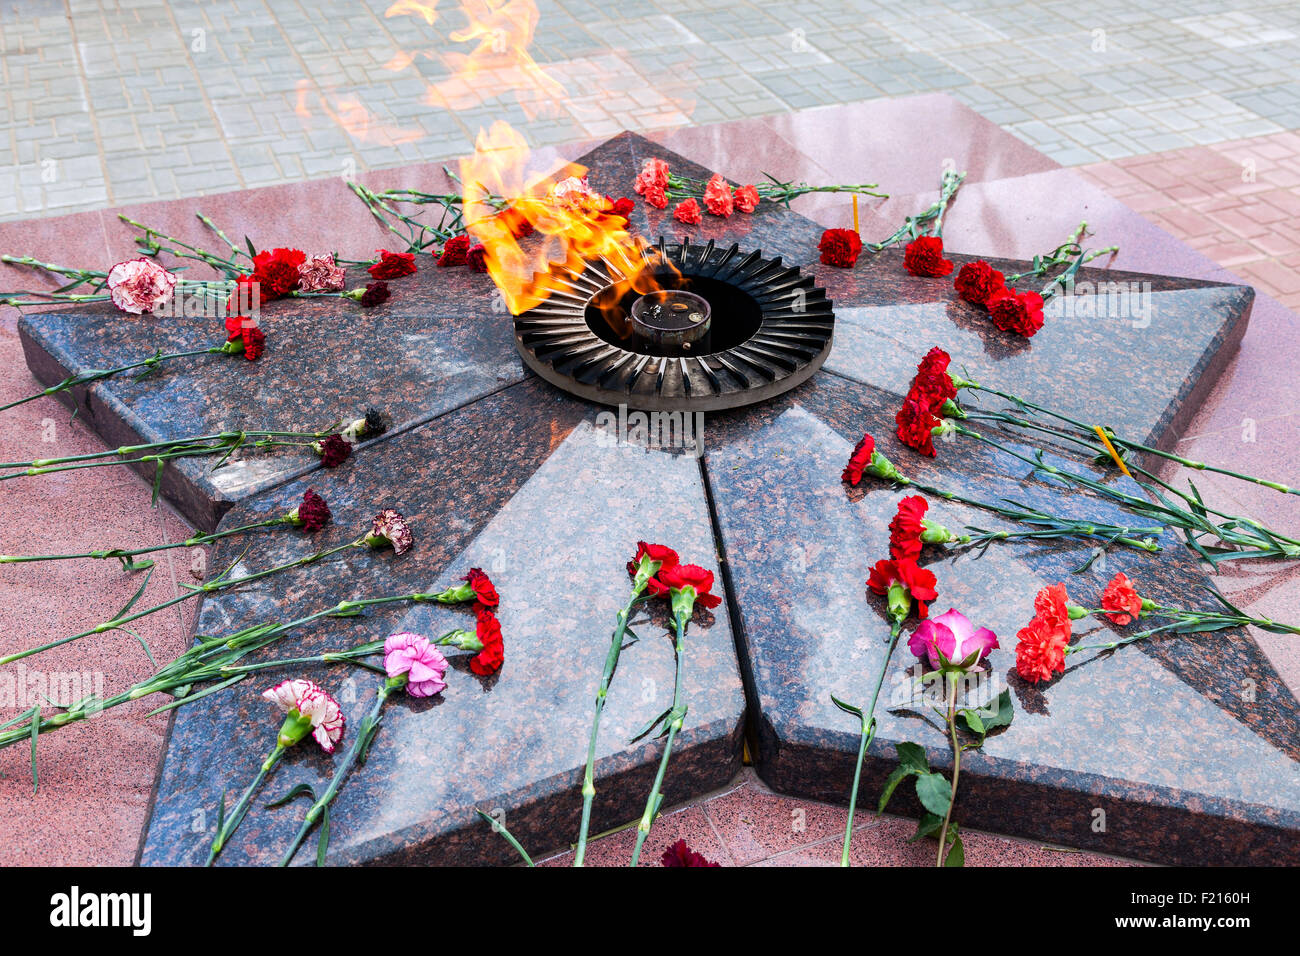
[16,132,1295,865]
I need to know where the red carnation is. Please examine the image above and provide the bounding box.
[733,184,760,214]
[988,287,1045,338]
[842,433,875,486]
[463,567,499,607]
[1014,583,1074,684]
[954,260,1005,306]
[627,541,680,596]
[659,562,722,610]
[498,207,534,238]
[909,346,957,412]
[466,243,489,273]
[608,196,635,219]
[818,228,863,268]
[661,839,720,867]
[642,184,668,209]
[437,235,470,266]
[469,604,505,675]
[673,198,702,225]
[359,281,390,307]
[294,488,331,532]
[867,557,937,619]
[239,325,265,361]
[225,274,263,316]
[703,174,734,217]
[1101,572,1143,625]
[895,393,941,457]
[251,248,306,299]
[888,495,928,561]
[903,236,954,277]
[368,249,417,279]
[316,434,352,468]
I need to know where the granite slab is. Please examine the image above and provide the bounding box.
[138,379,745,866]
[701,371,1300,865]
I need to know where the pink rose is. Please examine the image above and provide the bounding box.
[383,632,449,697]
[106,257,177,314]
[908,608,999,673]
[261,678,345,752]
[297,252,347,292]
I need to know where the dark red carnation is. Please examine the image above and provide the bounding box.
[910,346,957,412]
[954,260,1005,306]
[368,249,417,279]
[239,325,265,361]
[895,393,941,457]
[359,280,390,308]
[627,541,680,596]
[608,196,635,219]
[295,488,331,532]
[437,235,470,266]
[661,839,720,867]
[818,228,863,268]
[466,243,489,273]
[988,287,1045,337]
[317,434,352,468]
[903,236,954,277]
[498,207,534,238]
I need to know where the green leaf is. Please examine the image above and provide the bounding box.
[118,556,155,572]
[895,741,929,774]
[831,694,863,720]
[909,812,944,842]
[245,236,258,259]
[944,830,965,867]
[915,772,952,817]
[215,789,227,832]
[266,782,318,809]
[143,673,246,716]
[630,706,672,743]
[877,764,917,814]
[151,458,165,506]
[113,566,155,621]
[959,689,1014,737]
[957,709,985,735]
[30,705,40,793]
[315,805,330,867]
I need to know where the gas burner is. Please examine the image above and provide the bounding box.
[512,238,835,411]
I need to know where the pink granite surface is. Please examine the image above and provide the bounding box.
[1,94,1296,866]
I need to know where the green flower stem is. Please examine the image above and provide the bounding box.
[665,173,888,205]
[868,169,964,249]
[0,427,332,480]
[279,677,401,867]
[1038,245,1119,302]
[0,346,227,413]
[0,590,446,756]
[901,478,1163,553]
[218,637,408,677]
[837,618,903,867]
[0,537,367,666]
[961,409,1300,547]
[207,742,285,865]
[575,574,650,867]
[628,607,690,868]
[477,808,535,866]
[0,515,293,564]
[936,674,961,867]
[964,383,1299,497]
[117,214,241,275]
[949,422,1299,559]
[195,212,253,264]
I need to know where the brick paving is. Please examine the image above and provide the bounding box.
[3,0,1300,221]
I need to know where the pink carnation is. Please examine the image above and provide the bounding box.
[261,678,345,753]
[634,158,670,195]
[297,252,346,292]
[383,632,449,697]
[106,257,177,314]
